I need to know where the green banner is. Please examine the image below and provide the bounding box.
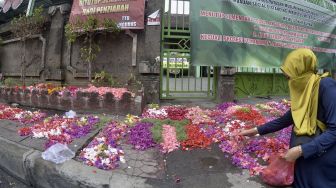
[191,0,336,69]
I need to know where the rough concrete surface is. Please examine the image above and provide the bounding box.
[0,97,292,188]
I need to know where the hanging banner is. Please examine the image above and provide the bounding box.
[1,0,23,13]
[69,0,145,29]
[191,0,336,69]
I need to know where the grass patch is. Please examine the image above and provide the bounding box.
[95,115,114,128]
[141,118,189,142]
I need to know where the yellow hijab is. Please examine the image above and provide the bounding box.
[281,48,329,136]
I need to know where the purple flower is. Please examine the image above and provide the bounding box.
[217,102,236,111]
[127,122,156,150]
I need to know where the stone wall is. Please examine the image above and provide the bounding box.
[65,33,134,85]
[0,87,144,115]
[0,0,163,105]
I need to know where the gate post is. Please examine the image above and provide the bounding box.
[137,0,162,104]
[217,67,236,102]
[139,60,160,104]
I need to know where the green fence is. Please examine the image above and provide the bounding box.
[234,68,288,98]
[234,68,328,98]
[160,0,217,99]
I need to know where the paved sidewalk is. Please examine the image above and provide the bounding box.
[0,119,280,188]
[0,97,292,188]
[0,167,31,188]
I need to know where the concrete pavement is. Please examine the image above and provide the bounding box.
[0,97,290,188]
[0,166,31,188]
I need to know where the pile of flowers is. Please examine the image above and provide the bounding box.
[15,84,134,100]
[160,124,180,153]
[142,107,168,119]
[127,122,157,150]
[14,110,47,124]
[18,115,99,148]
[59,86,78,97]
[165,106,188,121]
[79,85,134,100]
[231,106,266,126]
[137,100,291,175]
[27,83,55,92]
[185,107,216,125]
[181,124,212,150]
[6,98,292,176]
[0,104,25,120]
[214,102,290,175]
[217,102,236,111]
[0,104,46,124]
[256,99,290,117]
[124,114,140,125]
[80,121,127,170]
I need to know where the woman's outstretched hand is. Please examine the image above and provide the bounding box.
[238,127,259,137]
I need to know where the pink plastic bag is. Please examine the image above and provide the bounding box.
[261,154,294,186]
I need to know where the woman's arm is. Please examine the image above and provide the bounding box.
[256,110,294,135]
[240,110,293,136]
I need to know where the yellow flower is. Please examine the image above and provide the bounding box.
[124,114,139,125]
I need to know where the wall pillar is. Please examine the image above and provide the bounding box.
[136,0,162,104]
[43,4,71,81]
[216,67,236,102]
[139,60,160,104]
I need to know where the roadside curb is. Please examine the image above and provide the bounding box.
[0,135,153,188]
[0,136,34,185]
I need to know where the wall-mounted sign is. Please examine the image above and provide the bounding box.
[70,0,145,29]
[147,9,160,26]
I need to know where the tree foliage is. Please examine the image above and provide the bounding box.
[65,16,121,82]
[11,6,45,39]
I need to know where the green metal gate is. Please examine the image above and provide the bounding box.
[160,0,217,99]
[234,67,289,98]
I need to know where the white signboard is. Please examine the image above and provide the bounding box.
[147,9,160,26]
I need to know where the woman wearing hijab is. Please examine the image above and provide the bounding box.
[239,48,336,188]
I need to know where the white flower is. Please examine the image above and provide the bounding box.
[14,113,23,119]
[83,148,97,161]
[49,128,62,136]
[80,117,87,122]
[101,158,110,165]
[109,147,118,154]
[32,131,44,138]
[97,137,106,142]
[61,121,67,127]
[104,150,111,155]
[119,156,126,163]
[148,109,167,116]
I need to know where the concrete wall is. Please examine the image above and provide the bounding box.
[66,33,134,85]
[0,0,163,104]
[0,87,144,115]
[0,37,44,78]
